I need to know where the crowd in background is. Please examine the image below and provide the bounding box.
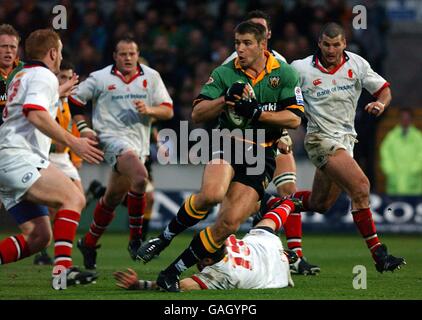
[0,0,392,185]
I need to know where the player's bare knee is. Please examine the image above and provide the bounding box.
[131,174,148,193]
[64,190,86,211]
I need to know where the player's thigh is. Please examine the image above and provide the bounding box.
[323,149,370,197]
[274,153,297,196]
[72,179,84,193]
[198,159,234,202]
[212,182,259,242]
[24,164,84,210]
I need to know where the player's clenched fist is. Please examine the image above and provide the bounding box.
[365,101,386,117]
[134,99,152,115]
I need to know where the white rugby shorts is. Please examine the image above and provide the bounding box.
[0,150,49,210]
[304,133,357,168]
[49,152,81,181]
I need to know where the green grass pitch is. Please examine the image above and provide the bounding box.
[0,232,421,300]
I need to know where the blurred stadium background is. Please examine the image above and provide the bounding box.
[0,0,421,236]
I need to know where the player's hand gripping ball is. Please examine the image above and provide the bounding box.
[224,81,261,128]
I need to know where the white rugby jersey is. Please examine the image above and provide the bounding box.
[222,49,287,64]
[291,51,389,138]
[69,64,172,157]
[192,229,290,290]
[0,62,59,160]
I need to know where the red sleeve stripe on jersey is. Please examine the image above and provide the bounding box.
[160,102,173,109]
[68,95,85,107]
[190,275,209,290]
[373,82,390,98]
[22,104,47,117]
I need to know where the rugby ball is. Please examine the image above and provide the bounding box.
[225,105,250,129]
[224,81,255,129]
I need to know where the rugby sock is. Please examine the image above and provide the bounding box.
[141,194,154,241]
[53,209,80,269]
[164,226,222,276]
[85,197,116,247]
[290,190,311,211]
[161,195,208,242]
[284,213,304,258]
[352,208,381,257]
[0,234,30,264]
[262,199,296,233]
[127,191,146,241]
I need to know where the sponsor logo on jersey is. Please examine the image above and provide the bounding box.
[313,78,322,86]
[205,77,214,85]
[348,69,353,79]
[294,86,304,105]
[143,79,148,89]
[21,172,33,183]
[107,84,116,91]
[268,76,280,88]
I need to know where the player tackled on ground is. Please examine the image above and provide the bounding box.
[115,198,302,291]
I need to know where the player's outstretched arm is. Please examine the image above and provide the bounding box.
[114,268,158,290]
[27,110,104,164]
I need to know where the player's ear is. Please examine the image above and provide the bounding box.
[50,47,57,61]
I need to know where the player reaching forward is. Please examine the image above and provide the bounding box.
[33,60,82,265]
[289,22,405,272]
[0,29,103,287]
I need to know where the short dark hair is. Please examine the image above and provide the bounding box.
[60,60,75,71]
[114,35,139,53]
[245,10,271,30]
[234,21,266,43]
[0,24,20,43]
[319,22,346,40]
